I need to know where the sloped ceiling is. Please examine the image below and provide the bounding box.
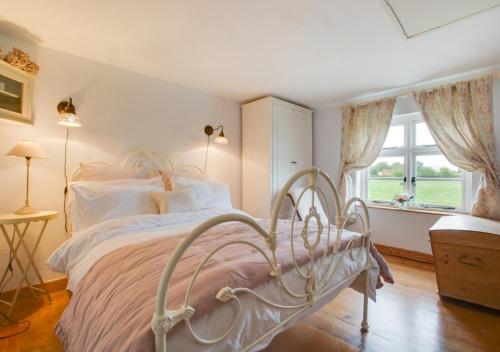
[0,0,499,107]
[385,0,500,38]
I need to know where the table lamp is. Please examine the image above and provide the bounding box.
[5,141,48,215]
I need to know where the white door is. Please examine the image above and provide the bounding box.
[292,109,312,173]
[273,104,293,193]
[272,103,294,216]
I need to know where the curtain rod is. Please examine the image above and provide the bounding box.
[329,65,500,108]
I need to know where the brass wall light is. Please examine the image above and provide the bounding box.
[57,97,82,127]
[203,124,228,173]
[57,97,82,234]
[204,125,228,145]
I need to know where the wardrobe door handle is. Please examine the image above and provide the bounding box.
[291,161,297,164]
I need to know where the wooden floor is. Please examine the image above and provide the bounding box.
[1,255,499,352]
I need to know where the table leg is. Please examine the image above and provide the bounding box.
[10,223,37,297]
[12,222,36,297]
[0,223,35,316]
[14,221,52,303]
[0,225,12,289]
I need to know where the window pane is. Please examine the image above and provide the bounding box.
[415,180,462,207]
[368,156,404,201]
[415,122,436,146]
[383,124,405,148]
[0,74,23,114]
[416,155,460,178]
[415,154,462,207]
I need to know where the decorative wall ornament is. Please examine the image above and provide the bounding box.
[3,48,39,76]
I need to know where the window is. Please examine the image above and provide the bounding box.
[368,156,405,202]
[360,112,474,211]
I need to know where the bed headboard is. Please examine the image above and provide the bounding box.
[71,148,204,182]
[122,149,174,172]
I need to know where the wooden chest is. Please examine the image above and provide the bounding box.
[429,215,500,310]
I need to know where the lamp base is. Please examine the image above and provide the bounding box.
[14,205,39,215]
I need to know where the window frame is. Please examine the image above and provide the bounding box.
[359,112,473,212]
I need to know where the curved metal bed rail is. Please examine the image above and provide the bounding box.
[152,167,372,352]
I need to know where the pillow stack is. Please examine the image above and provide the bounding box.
[68,163,233,232]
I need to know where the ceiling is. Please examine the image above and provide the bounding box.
[0,0,499,107]
[386,0,500,38]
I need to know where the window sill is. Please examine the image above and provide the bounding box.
[364,204,467,216]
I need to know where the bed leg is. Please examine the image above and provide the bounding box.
[361,268,369,333]
[155,330,166,352]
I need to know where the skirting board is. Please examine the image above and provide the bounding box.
[374,243,434,264]
[0,277,68,301]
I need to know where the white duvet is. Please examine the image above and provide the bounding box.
[48,208,379,351]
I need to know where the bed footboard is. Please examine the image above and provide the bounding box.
[152,168,372,352]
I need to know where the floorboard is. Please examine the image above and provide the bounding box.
[1,256,499,351]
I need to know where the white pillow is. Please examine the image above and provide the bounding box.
[69,178,163,231]
[159,169,207,191]
[74,162,152,182]
[171,176,232,209]
[288,187,329,224]
[205,182,232,209]
[150,189,199,213]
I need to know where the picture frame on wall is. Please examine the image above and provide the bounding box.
[0,59,34,125]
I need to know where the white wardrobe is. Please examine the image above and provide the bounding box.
[242,97,313,218]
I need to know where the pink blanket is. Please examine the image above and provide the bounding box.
[56,220,392,352]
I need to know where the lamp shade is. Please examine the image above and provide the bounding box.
[5,140,48,159]
[214,129,228,145]
[58,112,82,127]
[57,98,82,127]
[214,135,229,145]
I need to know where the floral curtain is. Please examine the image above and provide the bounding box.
[414,76,500,220]
[338,98,396,202]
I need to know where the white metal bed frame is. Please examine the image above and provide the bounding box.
[150,167,372,352]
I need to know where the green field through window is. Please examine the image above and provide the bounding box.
[368,179,461,206]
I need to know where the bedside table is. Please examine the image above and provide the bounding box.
[0,210,58,316]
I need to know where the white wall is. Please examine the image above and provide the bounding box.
[0,34,241,289]
[313,80,500,254]
[312,104,342,184]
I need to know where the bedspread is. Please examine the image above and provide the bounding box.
[56,219,392,352]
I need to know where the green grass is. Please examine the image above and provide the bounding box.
[368,179,461,206]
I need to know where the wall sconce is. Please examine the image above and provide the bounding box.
[57,97,82,127]
[204,125,228,145]
[57,97,82,234]
[203,124,228,174]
